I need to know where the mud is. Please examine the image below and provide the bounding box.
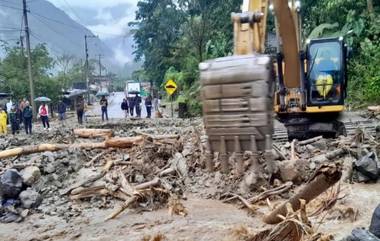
[0,113,379,241]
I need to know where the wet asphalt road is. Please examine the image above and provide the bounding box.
[104,92,151,119]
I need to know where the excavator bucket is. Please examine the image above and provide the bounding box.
[200,54,274,155]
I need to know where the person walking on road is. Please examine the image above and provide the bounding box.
[134,94,142,118]
[145,95,153,118]
[121,98,129,118]
[23,102,33,134]
[100,96,109,121]
[128,97,135,116]
[76,97,85,125]
[38,103,50,130]
[0,107,7,135]
[57,100,67,126]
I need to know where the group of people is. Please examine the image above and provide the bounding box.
[0,99,34,135]
[120,94,157,119]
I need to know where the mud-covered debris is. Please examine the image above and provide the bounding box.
[19,188,42,208]
[168,195,188,216]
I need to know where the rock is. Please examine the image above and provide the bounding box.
[0,169,23,199]
[21,166,41,186]
[311,139,328,151]
[279,160,300,183]
[19,189,42,209]
[135,174,144,183]
[42,151,55,162]
[240,171,259,193]
[370,204,380,238]
[44,163,56,174]
[279,159,307,183]
[342,228,380,241]
[354,152,379,182]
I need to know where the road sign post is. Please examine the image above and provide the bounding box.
[165,79,177,118]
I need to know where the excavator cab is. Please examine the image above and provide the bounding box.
[306,38,347,107]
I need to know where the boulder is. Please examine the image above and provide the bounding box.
[0,169,23,199]
[370,204,380,238]
[21,166,41,186]
[19,189,42,209]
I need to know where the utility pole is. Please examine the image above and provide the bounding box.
[23,0,36,119]
[97,54,102,76]
[20,35,24,57]
[84,34,97,105]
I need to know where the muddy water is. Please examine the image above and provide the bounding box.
[1,183,379,241]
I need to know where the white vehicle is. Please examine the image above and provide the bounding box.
[125,81,141,97]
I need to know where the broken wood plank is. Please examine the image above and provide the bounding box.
[135,177,160,190]
[298,136,323,146]
[263,163,342,224]
[247,181,293,204]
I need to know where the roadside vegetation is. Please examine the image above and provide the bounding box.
[131,0,380,114]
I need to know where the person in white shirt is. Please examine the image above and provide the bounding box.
[6,99,13,113]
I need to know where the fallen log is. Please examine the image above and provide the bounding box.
[0,136,143,160]
[368,106,380,113]
[310,148,346,163]
[298,136,323,146]
[263,163,342,224]
[73,128,113,139]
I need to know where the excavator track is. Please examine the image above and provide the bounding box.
[273,120,379,144]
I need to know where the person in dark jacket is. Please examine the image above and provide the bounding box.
[145,95,153,118]
[100,96,108,121]
[9,106,19,135]
[57,100,67,125]
[128,97,135,116]
[134,94,142,118]
[76,97,85,124]
[23,102,33,135]
[121,98,129,118]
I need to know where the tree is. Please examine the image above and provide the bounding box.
[130,0,185,86]
[0,43,60,102]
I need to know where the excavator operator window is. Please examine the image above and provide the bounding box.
[307,40,343,106]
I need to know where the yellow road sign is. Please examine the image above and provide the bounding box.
[165,79,177,96]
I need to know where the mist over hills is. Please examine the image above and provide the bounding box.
[0,0,139,76]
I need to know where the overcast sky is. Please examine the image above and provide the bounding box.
[47,0,138,39]
[47,0,139,64]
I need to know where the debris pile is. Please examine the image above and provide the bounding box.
[0,117,379,240]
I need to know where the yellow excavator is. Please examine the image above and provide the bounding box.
[200,0,349,155]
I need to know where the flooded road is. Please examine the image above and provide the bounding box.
[91,92,153,119]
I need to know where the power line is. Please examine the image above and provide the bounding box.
[30,14,82,49]
[0,0,20,6]
[60,0,84,23]
[0,4,23,11]
[29,11,84,31]
[29,31,66,56]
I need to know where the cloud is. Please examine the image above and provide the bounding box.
[87,13,133,39]
[48,0,138,10]
[113,43,132,64]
